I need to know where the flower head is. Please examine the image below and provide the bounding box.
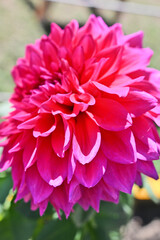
[0,15,160,218]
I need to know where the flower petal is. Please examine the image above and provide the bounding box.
[103,160,137,193]
[124,31,143,48]
[137,160,158,180]
[132,116,160,160]
[78,34,95,59]
[75,150,107,187]
[51,117,72,157]
[72,113,101,164]
[36,137,67,187]
[26,165,53,204]
[33,113,57,137]
[119,47,153,74]
[87,98,132,131]
[93,81,129,97]
[119,89,158,117]
[101,128,137,164]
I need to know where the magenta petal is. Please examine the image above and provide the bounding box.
[67,149,76,183]
[50,184,73,218]
[148,105,160,127]
[78,185,101,212]
[0,143,14,172]
[87,98,132,131]
[36,137,67,187]
[120,90,158,117]
[78,34,95,59]
[23,137,37,170]
[0,156,13,172]
[100,182,119,203]
[103,160,137,193]
[137,160,158,180]
[39,199,48,216]
[11,151,23,189]
[97,26,117,50]
[68,179,81,203]
[33,113,56,138]
[15,181,30,202]
[26,45,42,67]
[75,150,107,187]
[40,38,59,68]
[12,111,32,122]
[132,116,159,160]
[49,22,63,45]
[101,128,137,164]
[96,46,123,78]
[26,165,53,204]
[119,47,153,74]
[51,118,71,157]
[62,26,73,48]
[51,121,64,156]
[72,46,84,73]
[72,113,101,164]
[101,181,120,202]
[93,81,129,97]
[135,172,142,186]
[17,116,38,130]
[124,31,143,48]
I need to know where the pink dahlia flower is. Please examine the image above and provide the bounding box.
[0,15,160,218]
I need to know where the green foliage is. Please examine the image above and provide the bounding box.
[0,172,12,204]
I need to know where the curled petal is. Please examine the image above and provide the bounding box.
[124,31,144,48]
[87,98,132,131]
[132,116,159,160]
[119,47,153,74]
[137,160,158,180]
[33,114,57,137]
[26,165,53,204]
[119,89,158,117]
[72,113,101,164]
[93,81,129,97]
[75,150,107,188]
[103,160,137,194]
[101,128,137,164]
[36,137,67,187]
[51,117,72,157]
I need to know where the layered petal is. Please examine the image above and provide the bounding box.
[75,150,107,187]
[103,161,137,194]
[72,113,101,164]
[26,165,53,204]
[36,137,67,187]
[87,98,132,131]
[101,128,137,164]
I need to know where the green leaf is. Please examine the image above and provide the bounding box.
[0,172,12,204]
[0,202,37,240]
[15,200,40,220]
[92,201,129,240]
[35,216,77,240]
[72,205,96,228]
[0,215,14,240]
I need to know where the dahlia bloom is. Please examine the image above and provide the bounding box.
[0,15,160,218]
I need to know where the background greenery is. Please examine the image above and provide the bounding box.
[0,0,160,239]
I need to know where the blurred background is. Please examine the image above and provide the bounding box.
[0,0,160,239]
